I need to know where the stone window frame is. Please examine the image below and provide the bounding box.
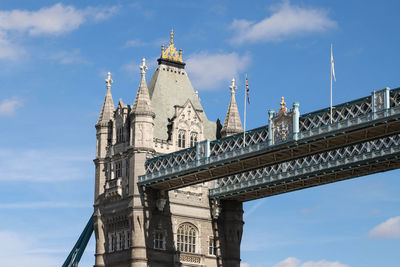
[118,231,125,251]
[178,130,186,148]
[115,161,122,178]
[208,236,217,256]
[108,232,117,252]
[116,126,124,143]
[153,230,166,250]
[190,132,198,147]
[126,230,131,249]
[176,223,198,253]
[108,230,131,252]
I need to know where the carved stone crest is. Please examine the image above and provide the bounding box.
[375,91,385,111]
[272,97,293,144]
[211,199,221,219]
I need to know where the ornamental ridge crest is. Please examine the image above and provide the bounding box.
[273,97,293,144]
[160,29,183,63]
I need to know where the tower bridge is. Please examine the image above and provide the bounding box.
[139,87,400,202]
[63,31,400,267]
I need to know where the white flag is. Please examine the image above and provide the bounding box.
[331,44,336,82]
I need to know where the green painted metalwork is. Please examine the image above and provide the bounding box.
[62,214,93,267]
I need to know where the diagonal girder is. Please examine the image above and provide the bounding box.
[139,113,400,190]
[210,133,400,201]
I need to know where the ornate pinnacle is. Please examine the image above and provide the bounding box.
[229,78,237,94]
[170,29,174,44]
[139,58,148,74]
[105,72,113,88]
[280,97,286,108]
[160,30,183,63]
[279,96,288,114]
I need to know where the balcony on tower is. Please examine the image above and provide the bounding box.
[105,178,122,199]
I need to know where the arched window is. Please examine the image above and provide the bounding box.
[190,132,198,147]
[178,131,186,148]
[177,223,197,253]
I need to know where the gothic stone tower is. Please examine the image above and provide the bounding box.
[93,31,244,267]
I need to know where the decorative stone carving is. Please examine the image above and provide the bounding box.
[156,191,167,211]
[211,199,221,219]
[272,97,293,144]
[375,91,385,111]
[179,253,201,264]
[156,198,167,211]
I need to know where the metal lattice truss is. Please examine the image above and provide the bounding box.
[139,88,400,190]
[210,127,269,156]
[145,127,269,173]
[299,97,372,132]
[211,133,400,201]
[146,148,196,173]
[390,89,400,107]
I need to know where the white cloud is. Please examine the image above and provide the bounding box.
[0,4,118,61]
[230,2,337,45]
[369,216,400,239]
[272,258,348,267]
[0,30,24,59]
[0,148,92,182]
[0,3,118,36]
[240,263,251,267]
[0,231,60,267]
[125,39,147,47]
[186,52,251,90]
[124,38,167,48]
[301,260,348,267]
[273,257,300,267]
[50,49,90,65]
[0,98,23,116]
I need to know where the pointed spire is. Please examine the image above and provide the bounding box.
[132,58,154,117]
[97,72,115,125]
[221,78,243,138]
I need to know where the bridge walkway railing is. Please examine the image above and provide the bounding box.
[138,87,400,190]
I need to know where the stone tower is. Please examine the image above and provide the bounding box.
[93,31,243,267]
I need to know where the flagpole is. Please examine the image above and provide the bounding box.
[330,43,333,124]
[243,73,247,147]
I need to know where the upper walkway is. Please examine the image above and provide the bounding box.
[138,87,400,201]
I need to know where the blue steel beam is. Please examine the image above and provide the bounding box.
[138,87,400,192]
[139,110,400,190]
[210,133,400,201]
[62,214,94,267]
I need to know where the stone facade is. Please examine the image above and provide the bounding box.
[93,32,244,267]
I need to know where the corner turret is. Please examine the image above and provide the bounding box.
[131,58,155,149]
[221,78,243,138]
[94,72,115,199]
[97,72,115,126]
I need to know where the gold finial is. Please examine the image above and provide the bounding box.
[170,29,174,44]
[280,97,286,109]
[160,30,183,63]
[279,96,287,114]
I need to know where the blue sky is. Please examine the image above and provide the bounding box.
[0,1,399,267]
